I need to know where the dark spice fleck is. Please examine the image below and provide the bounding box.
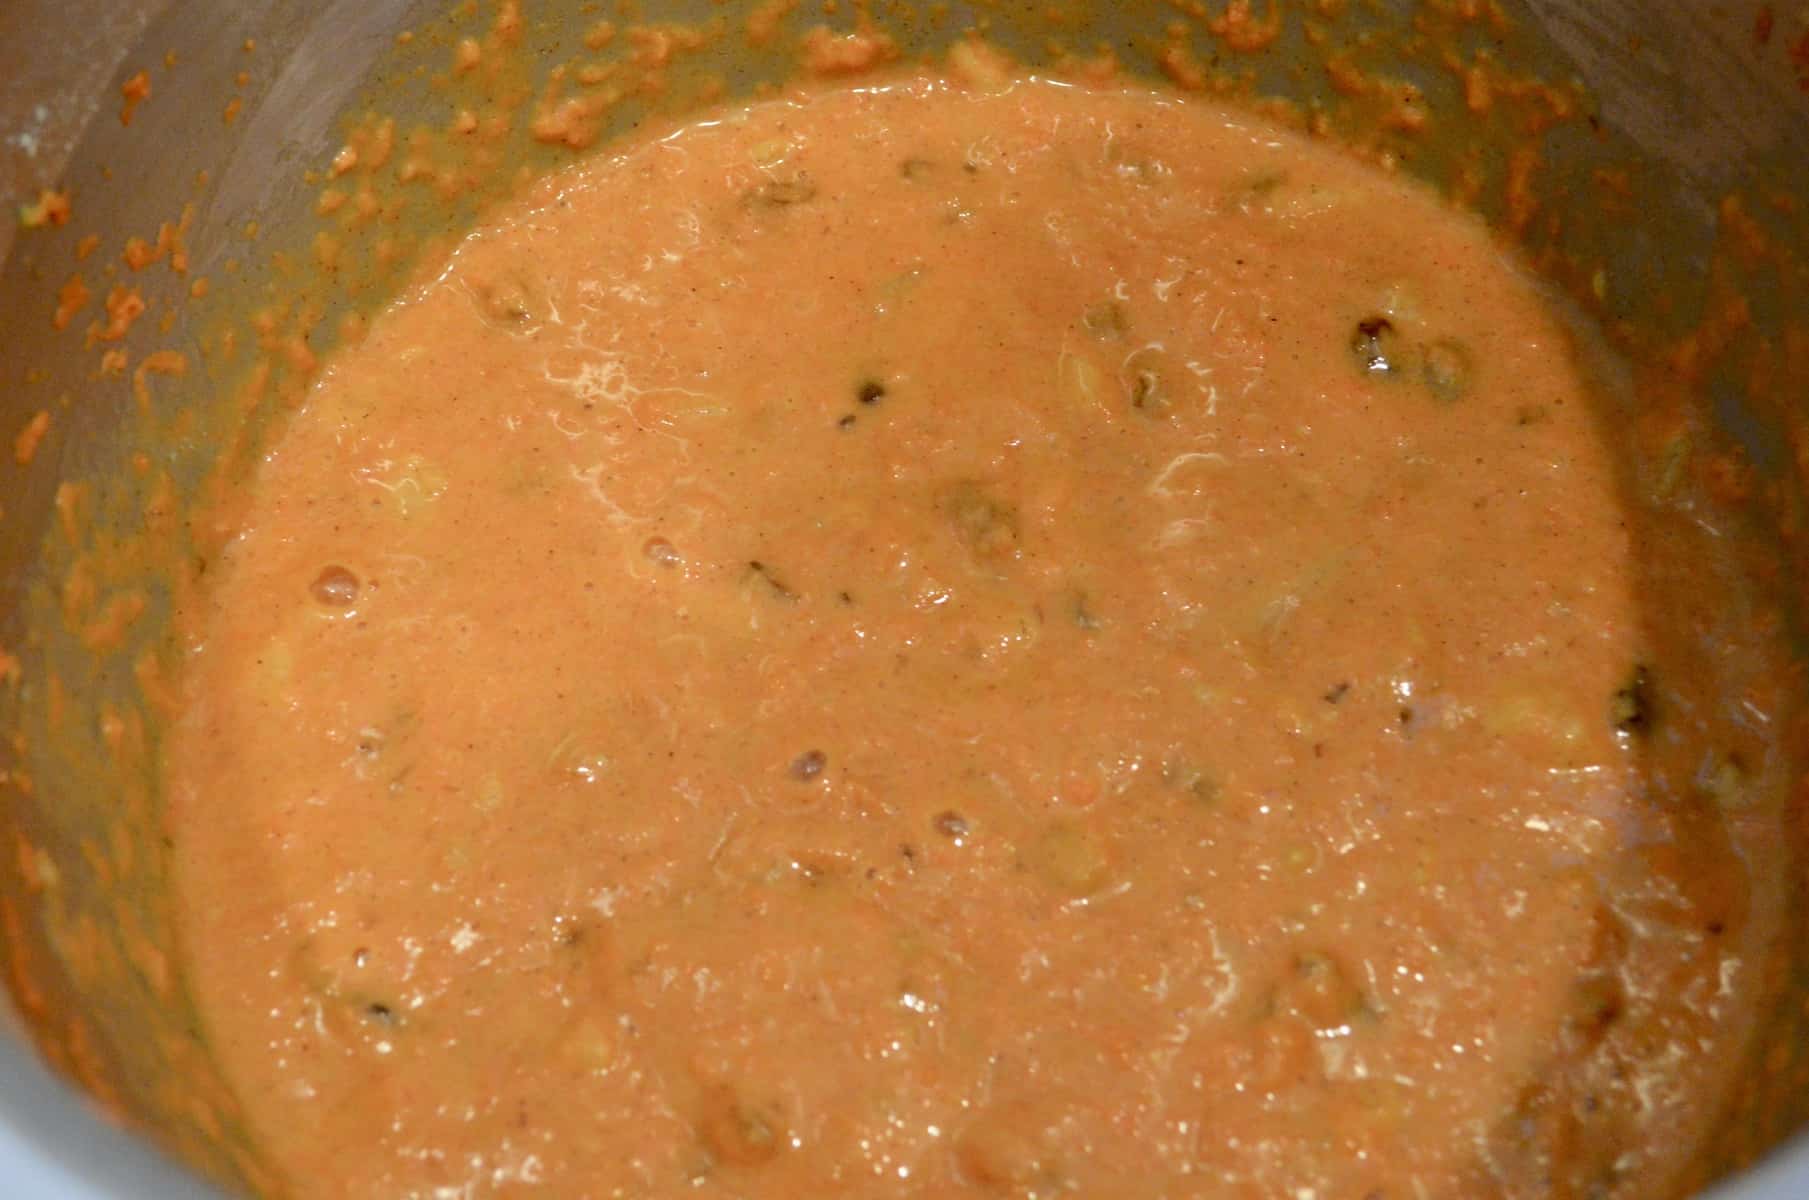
[1323,681,1350,704]
[838,414,857,430]
[857,379,887,405]
[746,560,799,603]
[790,749,827,781]
[933,810,970,841]
[1569,973,1623,1034]
[1350,316,1404,376]
[1610,665,1654,735]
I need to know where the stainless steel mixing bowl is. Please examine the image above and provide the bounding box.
[2,1,1804,1195]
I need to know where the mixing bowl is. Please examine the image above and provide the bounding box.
[2,1,1805,1195]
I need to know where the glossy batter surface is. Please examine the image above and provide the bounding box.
[165,76,1735,1197]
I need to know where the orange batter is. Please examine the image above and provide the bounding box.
[163,72,1748,1197]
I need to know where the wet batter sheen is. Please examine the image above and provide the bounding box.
[165,73,1745,1197]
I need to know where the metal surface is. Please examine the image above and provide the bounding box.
[0,2,1806,1197]
[0,1033,215,1200]
[0,0,173,267]
[1523,0,1809,187]
[0,4,434,1196]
